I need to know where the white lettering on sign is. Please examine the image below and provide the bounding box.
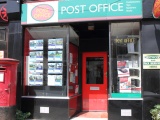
[61,5,86,14]
[61,3,123,14]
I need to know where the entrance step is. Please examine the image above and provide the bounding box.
[70,111,108,120]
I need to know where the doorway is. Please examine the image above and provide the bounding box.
[82,52,108,111]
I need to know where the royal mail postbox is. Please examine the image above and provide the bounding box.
[0,58,19,119]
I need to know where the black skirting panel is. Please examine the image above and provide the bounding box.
[21,98,69,120]
[108,100,142,120]
[0,106,16,120]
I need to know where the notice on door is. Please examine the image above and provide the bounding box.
[143,54,160,69]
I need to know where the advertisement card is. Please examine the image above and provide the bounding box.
[117,61,130,77]
[29,51,43,62]
[55,38,63,49]
[28,75,43,86]
[119,77,131,93]
[29,39,43,50]
[48,51,63,61]
[48,39,56,49]
[48,63,63,74]
[29,63,43,74]
[48,38,63,50]
[48,75,62,86]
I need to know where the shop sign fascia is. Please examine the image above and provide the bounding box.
[143,54,160,69]
[21,0,142,25]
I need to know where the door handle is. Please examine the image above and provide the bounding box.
[5,88,10,92]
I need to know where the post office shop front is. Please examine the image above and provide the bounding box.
[20,0,143,120]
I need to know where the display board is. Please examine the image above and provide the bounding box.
[27,38,64,86]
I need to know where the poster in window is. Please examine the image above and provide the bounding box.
[48,63,63,74]
[119,77,131,93]
[48,51,62,62]
[29,39,43,50]
[48,38,63,50]
[29,63,36,74]
[36,63,43,73]
[28,75,43,86]
[55,38,63,49]
[48,75,62,86]
[117,61,130,77]
[29,63,43,74]
[29,51,43,62]
[48,39,56,49]
[35,51,43,61]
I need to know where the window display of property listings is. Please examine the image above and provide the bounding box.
[110,22,141,98]
[27,38,64,86]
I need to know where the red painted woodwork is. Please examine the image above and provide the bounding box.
[0,58,19,106]
[82,52,108,111]
[23,28,33,95]
[69,43,78,96]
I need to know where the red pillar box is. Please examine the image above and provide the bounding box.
[0,58,19,120]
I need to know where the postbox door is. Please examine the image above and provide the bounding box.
[0,69,10,106]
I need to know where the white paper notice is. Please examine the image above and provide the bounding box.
[70,53,73,64]
[0,51,4,58]
[40,107,49,113]
[121,109,132,116]
[0,72,4,82]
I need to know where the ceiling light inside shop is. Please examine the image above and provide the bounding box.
[88,23,94,30]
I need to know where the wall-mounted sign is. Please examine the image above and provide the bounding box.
[143,54,160,69]
[21,0,142,25]
[0,4,8,22]
[153,0,160,18]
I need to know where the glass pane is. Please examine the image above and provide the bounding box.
[86,57,103,84]
[110,22,141,98]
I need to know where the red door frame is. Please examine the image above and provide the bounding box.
[82,52,108,111]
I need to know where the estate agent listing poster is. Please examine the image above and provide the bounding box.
[48,38,63,50]
[29,51,43,62]
[48,63,63,74]
[48,51,63,61]
[28,75,43,86]
[48,75,62,86]
[29,39,43,50]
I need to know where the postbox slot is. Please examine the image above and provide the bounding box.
[0,67,6,71]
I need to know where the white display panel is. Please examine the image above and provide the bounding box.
[48,38,63,50]
[48,63,63,74]
[48,51,63,61]
[29,39,44,50]
[48,75,62,86]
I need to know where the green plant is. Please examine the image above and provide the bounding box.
[16,109,31,120]
[150,104,160,120]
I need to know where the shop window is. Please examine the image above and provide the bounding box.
[23,25,79,97]
[109,22,141,98]
[0,28,7,58]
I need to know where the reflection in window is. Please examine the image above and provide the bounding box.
[86,57,103,84]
